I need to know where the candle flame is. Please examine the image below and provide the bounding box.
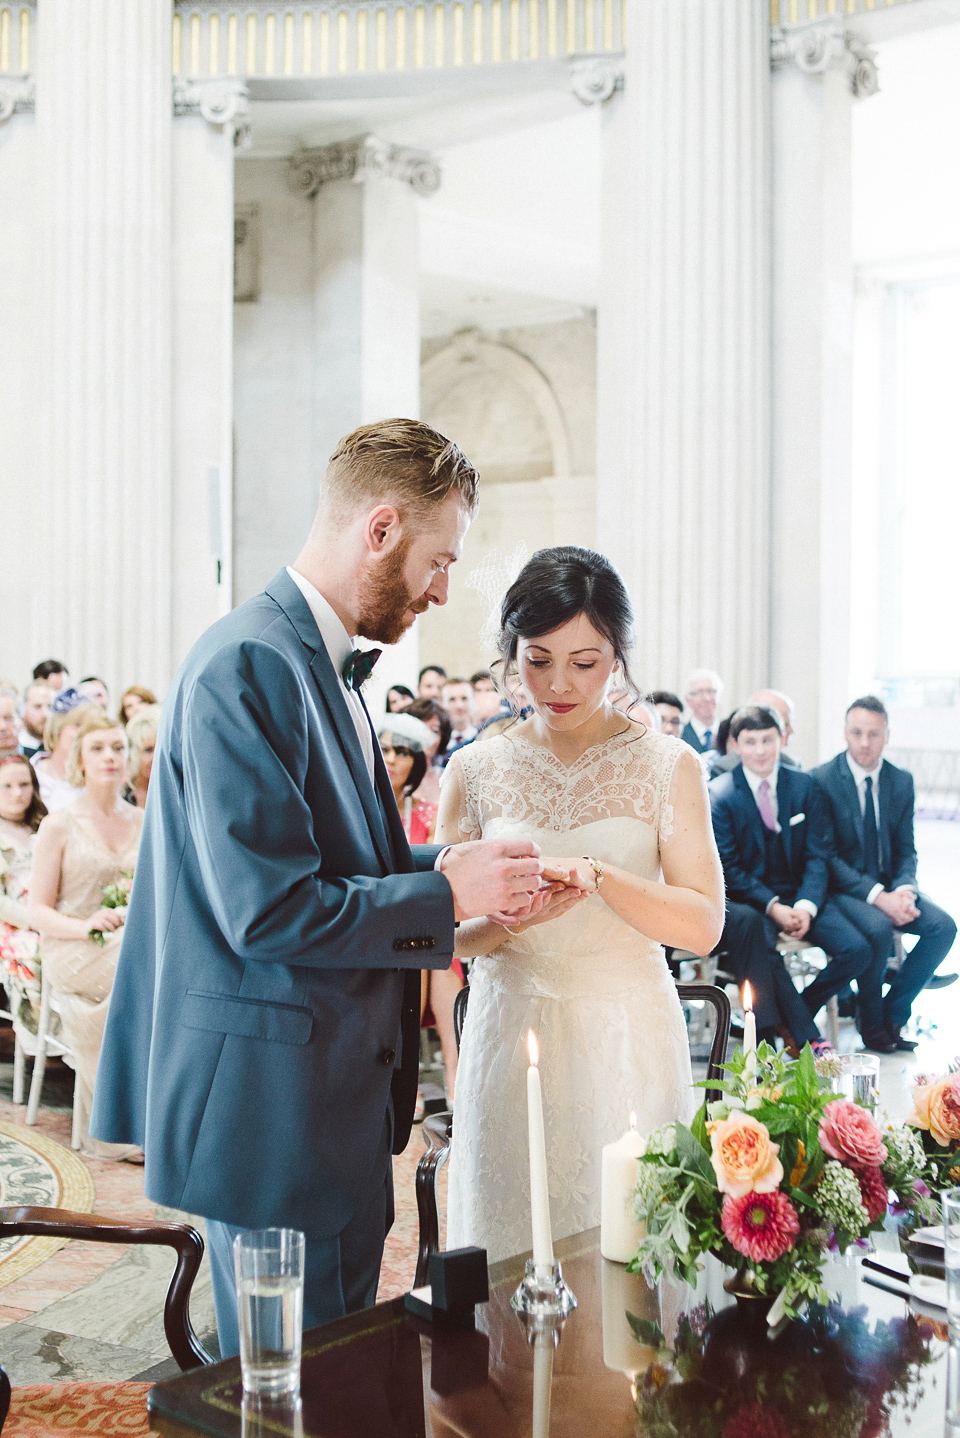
[527,1029,539,1066]
[629,1111,637,1129]
[742,981,753,1012]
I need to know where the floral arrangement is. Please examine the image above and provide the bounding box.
[904,1061,960,1196]
[88,872,133,947]
[632,1299,937,1438]
[630,1044,934,1318]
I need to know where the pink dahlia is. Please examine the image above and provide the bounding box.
[723,1406,791,1438]
[819,1099,886,1166]
[851,1162,889,1223]
[721,1189,800,1264]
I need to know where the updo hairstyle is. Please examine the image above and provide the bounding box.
[497,546,639,707]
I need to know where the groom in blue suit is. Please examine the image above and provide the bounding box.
[91,420,549,1352]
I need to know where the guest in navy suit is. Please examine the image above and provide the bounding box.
[710,705,874,1054]
[682,669,722,754]
[811,695,957,1053]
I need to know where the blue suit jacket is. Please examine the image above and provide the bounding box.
[809,752,918,900]
[91,570,455,1235]
[708,764,829,913]
[681,721,711,755]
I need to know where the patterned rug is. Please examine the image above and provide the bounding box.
[0,1121,95,1287]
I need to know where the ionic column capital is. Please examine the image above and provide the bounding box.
[771,19,878,98]
[0,77,35,125]
[568,55,625,106]
[288,135,441,199]
[173,77,251,148]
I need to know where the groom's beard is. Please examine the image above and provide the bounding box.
[355,539,428,645]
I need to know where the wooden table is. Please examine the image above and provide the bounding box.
[147,1228,954,1437]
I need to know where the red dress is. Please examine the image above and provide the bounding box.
[402,797,465,1007]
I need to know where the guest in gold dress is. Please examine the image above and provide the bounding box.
[29,714,143,1158]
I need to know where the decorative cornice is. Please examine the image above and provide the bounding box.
[771,19,878,99]
[568,55,624,106]
[173,77,251,148]
[0,77,35,125]
[288,136,441,199]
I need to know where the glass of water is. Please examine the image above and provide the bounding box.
[840,1054,880,1112]
[943,1188,960,1342]
[234,1228,305,1396]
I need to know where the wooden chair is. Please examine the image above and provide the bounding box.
[0,1206,214,1436]
[414,979,731,1287]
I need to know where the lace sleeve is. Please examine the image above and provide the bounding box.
[656,738,689,847]
[437,754,483,843]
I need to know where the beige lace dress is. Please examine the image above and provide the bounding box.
[40,806,143,1150]
[444,727,694,1262]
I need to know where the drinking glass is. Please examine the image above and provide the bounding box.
[234,1228,305,1396]
[839,1054,880,1112]
[943,1188,960,1342]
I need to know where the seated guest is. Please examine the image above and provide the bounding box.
[18,682,53,761]
[28,714,143,1159]
[0,689,19,758]
[0,756,48,1031]
[386,683,415,713]
[402,698,451,807]
[32,660,69,693]
[442,678,478,756]
[650,690,684,738]
[78,676,111,712]
[118,685,157,725]
[470,670,503,724]
[811,696,957,1053]
[683,669,723,753]
[710,704,875,1054]
[705,712,740,779]
[417,664,447,701]
[33,695,98,813]
[123,704,160,809]
[748,689,801,769]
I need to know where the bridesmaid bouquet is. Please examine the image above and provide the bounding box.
[630,1045,934,1320]
[88,872,133,947]
[902,1060,960,1197]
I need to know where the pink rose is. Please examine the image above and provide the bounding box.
[818,1099,885,1166]
[708,1112,783,1198]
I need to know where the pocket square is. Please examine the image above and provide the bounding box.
[789,812,805,826]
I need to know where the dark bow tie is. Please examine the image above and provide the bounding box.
[341,648,381,691]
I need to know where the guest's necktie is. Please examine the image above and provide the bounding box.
[862,775,880,878]
[341,648,381,691]
[757,779,777,831]
[703,730,712,749]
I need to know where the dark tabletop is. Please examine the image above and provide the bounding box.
[147,1228,953,1437]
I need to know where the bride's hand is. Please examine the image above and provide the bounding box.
[539,857,599,896]
[491,882,588,931]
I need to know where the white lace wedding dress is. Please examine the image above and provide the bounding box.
[444,726,695,1262]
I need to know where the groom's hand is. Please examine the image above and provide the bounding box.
[438,839,543,922]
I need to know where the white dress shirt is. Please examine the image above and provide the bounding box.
[689,716,715,747]
[845,753,915,904]
[286,567,375,784]
[742,762,817,918]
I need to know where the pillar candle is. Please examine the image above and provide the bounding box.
[600,1114,646,1263]
[526,1030,554,1274]
[742,981,757,1076]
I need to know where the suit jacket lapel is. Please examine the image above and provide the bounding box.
[877,760,892,878]
[776,767,793,866]
[733,765,765,860]
[836,755,864,862]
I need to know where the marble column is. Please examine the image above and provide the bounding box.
[172,79,249,657]
[36,1,173,696]
[596,0,771,705]
[770,19,878,762]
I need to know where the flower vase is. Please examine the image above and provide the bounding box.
[722,1267,780,1320]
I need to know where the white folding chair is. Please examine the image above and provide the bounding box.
[18,970,81,1149]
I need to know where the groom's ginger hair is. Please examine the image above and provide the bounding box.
[319,418,480,526]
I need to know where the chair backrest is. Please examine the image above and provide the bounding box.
[450,981,730,1106]
[0,1206,214,1371]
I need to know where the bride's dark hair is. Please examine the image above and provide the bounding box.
[497,546,639,704]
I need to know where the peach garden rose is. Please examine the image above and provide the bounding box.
[708,1111,783,1198]
[909,1074,960,1148]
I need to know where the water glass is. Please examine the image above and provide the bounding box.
[234,1228,305,1396]
[943,1188,960,1342]
[839,1054,880,1112]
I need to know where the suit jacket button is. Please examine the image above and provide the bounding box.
[381,1049,396,1065]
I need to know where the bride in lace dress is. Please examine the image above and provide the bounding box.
[439,547,724,1262]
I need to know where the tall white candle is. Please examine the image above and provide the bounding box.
[742,981,757,1076]
[600,1113,646,1263]
[531,1327,554,1438]
[526,1030,554,1274]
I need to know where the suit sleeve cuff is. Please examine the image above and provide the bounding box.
[895,885,918,896]
[795,900,818,918]
[866,883,884,905]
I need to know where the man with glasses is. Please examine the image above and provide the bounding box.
[682,669,723,754]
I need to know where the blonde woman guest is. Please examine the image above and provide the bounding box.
[119,686,158,725]
[29,715,143,1159]
[33,698,99,814]
[0,757,48,1031]
[124,705,160,809]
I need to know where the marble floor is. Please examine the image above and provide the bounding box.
[0,819,954,1387]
